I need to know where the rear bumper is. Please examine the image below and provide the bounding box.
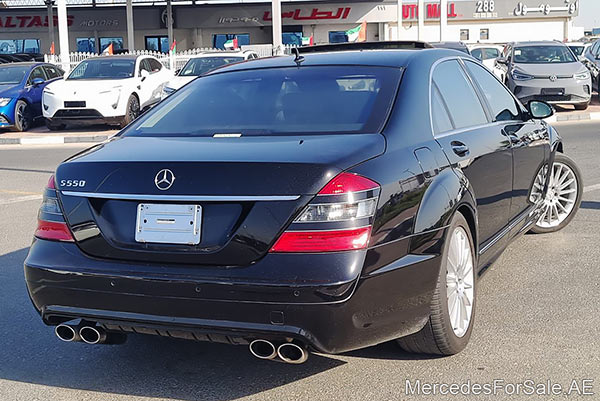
[24,238,441,354]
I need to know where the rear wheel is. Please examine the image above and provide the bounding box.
[397,212,476,355]
[529,153,582,234]
[120,95,140,128]
[13,100,31,132]
[574,102,589,111]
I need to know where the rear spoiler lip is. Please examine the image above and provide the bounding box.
[296,41,434,54]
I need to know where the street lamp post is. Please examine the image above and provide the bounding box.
[397,0,402,40]
[440,0,447,41]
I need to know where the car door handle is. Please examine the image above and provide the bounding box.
[450,141,469,157]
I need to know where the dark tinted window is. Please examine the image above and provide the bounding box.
[465,61,520,122]
[431,83,453,134]
[44,65,62,79]
[28,66,46,84]
[124,66,401,137]
[148,58,163,72]
[68,59,135,80]
[433,60,488,129]
[139,59,152,74]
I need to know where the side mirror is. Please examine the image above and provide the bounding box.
[496,57,509,66]
[174,69,180,75]
[527,100,554,119]
[32,77,45,87]
[140,69,150,81]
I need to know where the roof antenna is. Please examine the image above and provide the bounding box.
[292,47,304,65]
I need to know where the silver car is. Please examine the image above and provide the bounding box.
[496,41,591,110]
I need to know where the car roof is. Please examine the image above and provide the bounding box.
[209,48,469,74]
[512,41,566,47]
[0,61,46,67]
[189,51,249,59]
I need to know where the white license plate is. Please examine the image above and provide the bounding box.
[135,203,201,245]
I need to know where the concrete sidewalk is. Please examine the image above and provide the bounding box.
[546,96,600,123]
[0,125,118,145]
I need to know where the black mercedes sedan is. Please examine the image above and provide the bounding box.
[25,45,582,363]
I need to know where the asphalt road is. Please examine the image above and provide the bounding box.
[0,122,599,401]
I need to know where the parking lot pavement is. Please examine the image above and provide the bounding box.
[0,121,598,401]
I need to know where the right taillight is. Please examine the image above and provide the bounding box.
[34,175,74,242]
[270,172,379,253]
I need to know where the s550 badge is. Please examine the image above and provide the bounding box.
[60,179,86,188]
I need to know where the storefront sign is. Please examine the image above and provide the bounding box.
[263,7,352,22]
[0,15,74,28]
[79,19,119,28]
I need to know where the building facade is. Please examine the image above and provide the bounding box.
[0,0,581,55]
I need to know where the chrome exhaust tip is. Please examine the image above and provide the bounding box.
[249,339,277,360]
[55,324,80,342]
[79,325,107,345]
[277,342,309,364]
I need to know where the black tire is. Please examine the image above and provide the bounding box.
[530,153,583,234]
[45,119,66,131]
[397,212,476,356]
[12,100,31,132]
[574,103,589,111]
[120,95,140,129]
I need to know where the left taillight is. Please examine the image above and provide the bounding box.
[270,172,380,253]
[34,175,74,242]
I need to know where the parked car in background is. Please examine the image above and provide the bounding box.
[469,44,504,71]
[583,39,600,92]
[566,42,588,60]
[496,41,591,110]
[430,41,471,54]
[43,55,173,130]
[0,62,64,131]
[161,50,258,98]
[25,45,581,362]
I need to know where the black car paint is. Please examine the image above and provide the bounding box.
[25,49,556,354]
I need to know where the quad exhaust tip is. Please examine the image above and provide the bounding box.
[79,325,108,345]
[249,339,278,360]
[55,323,80,342]
[277,342,309,364]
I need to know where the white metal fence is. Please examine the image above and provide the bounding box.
[44,44,296,72]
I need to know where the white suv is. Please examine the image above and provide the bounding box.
[43,55,173,130]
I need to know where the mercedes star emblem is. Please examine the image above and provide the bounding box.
[155,169,175,191]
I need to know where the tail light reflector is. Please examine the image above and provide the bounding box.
[270,227,371,253]
[318,172,379,195]
[35,220,74,242]
[34,174,74,242]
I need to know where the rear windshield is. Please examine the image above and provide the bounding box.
[513,46,576,64]
[179,56,244,76]
[123,65,401,136]
[68,59,135,80]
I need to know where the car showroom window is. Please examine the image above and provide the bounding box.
[464,61,520,122]
[125,66,401,136]
[432,60,488,129]
[431,82,454,134]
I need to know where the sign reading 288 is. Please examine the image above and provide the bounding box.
[475,1,495,13]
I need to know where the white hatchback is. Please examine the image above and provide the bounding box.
[43,55,173,130]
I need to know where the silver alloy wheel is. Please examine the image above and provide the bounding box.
[531,162,578,229]
[446,227,474,338]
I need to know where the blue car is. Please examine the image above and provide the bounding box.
[0,62,64,131]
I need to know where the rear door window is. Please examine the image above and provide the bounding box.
[431,83,453,134]
[432,60,488,129]
[125,66,402,136]
[464,60,520,121]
